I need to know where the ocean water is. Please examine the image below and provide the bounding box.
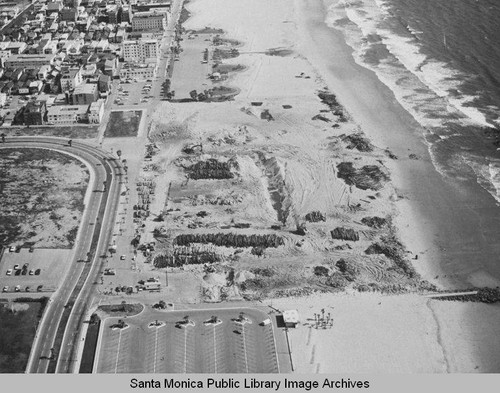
[325,0,500,204]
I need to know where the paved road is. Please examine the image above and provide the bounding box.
[0,0,185,374]
[0,137,122,374]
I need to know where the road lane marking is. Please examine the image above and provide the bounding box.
[242,324,248,373]
[114,330,123,374]
[213,325,217,373]
[184,328,187,373]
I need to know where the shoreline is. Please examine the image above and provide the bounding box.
[296,0,500,290]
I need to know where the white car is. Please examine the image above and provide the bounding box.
[120,255,126,260]
[2,286,8,292]
[6,269,12,276]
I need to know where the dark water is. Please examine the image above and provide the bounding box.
[325,0,500,287]
[386,0,500,126]
[328,0,500,207]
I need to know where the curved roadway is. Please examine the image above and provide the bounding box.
[0,137,122,374]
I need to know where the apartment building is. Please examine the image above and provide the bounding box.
[123,39,160,63]
[4,54,56,70]
[88,99,105,124]
[47,105,89,124]
[72,83,98,105]
[131,10,167,32]
[60,68,83,91]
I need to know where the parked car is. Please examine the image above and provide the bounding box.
[13,264,20,270]
[25,286,30,292]
[6,269,12,276]
[29,269,34,275]
[37,285,43,292]
[2,286,8,292]
[15,285,21,292]
[35,268,41,275]
[120,255,126,260]
[23,263,29,269]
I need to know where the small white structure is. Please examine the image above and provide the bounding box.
[283,309,300,328]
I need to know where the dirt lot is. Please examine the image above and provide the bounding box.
[104,111,143,138]
[95,307,279,373]
[2,125,99,139]
[0,248,72,294]
[0,148,89,248]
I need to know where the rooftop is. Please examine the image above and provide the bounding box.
[48,105,89,115]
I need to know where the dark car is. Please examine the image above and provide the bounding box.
[15,269,21,276]
[35,268,41,275]
[25,286,30,292]
[37,285,43,292]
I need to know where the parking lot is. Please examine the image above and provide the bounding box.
[95,307,280,373]
[0,248,71,294]
[110,79,158,110]
[169,33,214,99]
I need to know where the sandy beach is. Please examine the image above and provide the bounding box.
[144,0,500,372]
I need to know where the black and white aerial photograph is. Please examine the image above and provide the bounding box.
[1,0,500,386]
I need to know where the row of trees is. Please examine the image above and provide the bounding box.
[174,233,284,248]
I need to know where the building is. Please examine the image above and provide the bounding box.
[37,65,52,80]
[5,42,27,55]
[47,1,63,14]
[108,4,121,24]
[72,83,98,105]
[47,104,89,124]
[131,10,167,32]
[36,39,52,55]
[23,101,47,126]
[0,50,11,67]
[88,99,105,123]
[29,80,44,94]
[60,7,78,22]
[98,74,111,93]
[4,54,56,70]
[119,62,157,80]
[282,309,300,328]
[63,0,81,7]
[123,39,160,63]
[60,68,83,91]
[132,0,172,13]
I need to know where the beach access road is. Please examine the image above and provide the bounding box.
[0,137,123,374]
[94,307,279,373]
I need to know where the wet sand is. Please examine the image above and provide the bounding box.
[298,0,500,289]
